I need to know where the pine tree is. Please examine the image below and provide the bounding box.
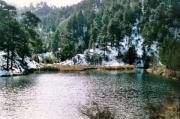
[20,11,41,64]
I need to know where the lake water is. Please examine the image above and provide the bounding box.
[0,70,179,119]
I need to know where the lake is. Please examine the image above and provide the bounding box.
[0,70,179,119]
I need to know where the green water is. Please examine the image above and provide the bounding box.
[0,70,179,119]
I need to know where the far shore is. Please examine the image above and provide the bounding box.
[0,64,136,77]
[40,64,136,72]
[2,64,179,80]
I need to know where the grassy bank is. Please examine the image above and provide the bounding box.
[0,64,135,77]
[146,65,180,80]
[40,64,135,72]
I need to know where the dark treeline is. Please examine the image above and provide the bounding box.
[0,0,42,70]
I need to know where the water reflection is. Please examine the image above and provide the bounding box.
[0,71,179,119]
[0,77,34,90]
[0,76,35,119]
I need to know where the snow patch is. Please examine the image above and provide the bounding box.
[60,47,124,66]
[25,57,40,69]
[0,51,39,77]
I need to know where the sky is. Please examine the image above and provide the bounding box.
[4,0,82,8]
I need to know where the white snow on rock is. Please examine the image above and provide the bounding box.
[60,54,88,66]
[0,51,39,77]
[102,60,124,66]
[147,41,159,57]
[102,46,124,66]
[60,46,124,66]
[37,52,55,63]
[131,21,144,58]
[60,60,74,66]
[119,36,129,54]
[72,54,88,65]
[25,57,40,69]
[60,19,160,67]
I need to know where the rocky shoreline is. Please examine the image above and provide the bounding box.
[0,51,40,77]
[146,65,180,80]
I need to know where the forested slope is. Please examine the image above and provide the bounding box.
[34,0,179,69]
[1,0,179,71]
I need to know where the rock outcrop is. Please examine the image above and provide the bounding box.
[0,51,40,77]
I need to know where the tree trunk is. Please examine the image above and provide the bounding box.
[10,48,15,70]
[21,43,26,65]
[22,54,25,65]
[6,46,10,71]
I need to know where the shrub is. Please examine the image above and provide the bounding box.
[42,56,56,64]
[80,101,115,119]
[85,52,103,65]
[31,54,40,63]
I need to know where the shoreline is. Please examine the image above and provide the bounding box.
[40,64,136,72]
[146,65,180,80]
[0,68,39,77]
[1,64,179,81]
[0,64,135,77]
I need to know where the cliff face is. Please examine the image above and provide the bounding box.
[146,65,180,80]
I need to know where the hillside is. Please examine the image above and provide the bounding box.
[31,0,180,69]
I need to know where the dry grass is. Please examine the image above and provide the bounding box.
[146,65,180,80]
[41,64,96,71]
[41,64,135,72]
[97,65,135,71]
[148,103,180,119]
[145,97,180,119]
